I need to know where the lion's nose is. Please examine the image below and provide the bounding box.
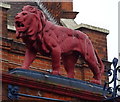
[15,13,21,19]
[15,15,20,19]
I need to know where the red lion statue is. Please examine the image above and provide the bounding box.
[15,5,104,84]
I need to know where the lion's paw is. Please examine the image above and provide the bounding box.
[52,71,60,75]
[91,79,101,85]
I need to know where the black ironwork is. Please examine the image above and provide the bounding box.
[103,58,120,101]
[8,84,19,100]
[8,84,69,102]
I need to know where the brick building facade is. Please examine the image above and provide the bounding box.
[1,1,111,102]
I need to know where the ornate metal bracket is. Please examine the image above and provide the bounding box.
[8,84,69,102]
[8,84,19,100]
[103,58,120,101]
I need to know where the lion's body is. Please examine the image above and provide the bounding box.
[15,5,104,84]
[41,21,94,56]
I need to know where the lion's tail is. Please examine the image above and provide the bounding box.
[95,50,104,74]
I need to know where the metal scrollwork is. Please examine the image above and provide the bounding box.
[103,58,120,101]
[8,84,19,100]
[117,66,120,81]
[8,84,69,102]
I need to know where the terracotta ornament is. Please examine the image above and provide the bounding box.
[15,5,104,84]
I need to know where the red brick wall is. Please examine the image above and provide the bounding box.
[43,2,78,23]
[0,7,8,37]
[80,28,108,60]
[61,2,73,11]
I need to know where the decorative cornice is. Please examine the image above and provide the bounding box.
[75,23,109,34]
[60,19,109,34]
[61,11,79,19]
[2,69,104,101]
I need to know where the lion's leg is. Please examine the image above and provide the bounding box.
[83,40,102,84]
[43,32,62,75]
[82,53,102,84]
[22,48,37,69]
[62,52,78,78]
[86,59,101,79]
[51,46,61,75]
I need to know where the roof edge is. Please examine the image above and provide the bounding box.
[75,23,109,34]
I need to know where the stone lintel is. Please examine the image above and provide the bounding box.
[75,23,109,34]
[4,68,104,101]
[0,3,11,9]
[7,24,16,31]
[60,18,109,34]
[9,68,104,95]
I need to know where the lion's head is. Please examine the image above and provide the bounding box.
[15,5,46,40]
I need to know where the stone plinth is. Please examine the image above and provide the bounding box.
[2,68,105,102]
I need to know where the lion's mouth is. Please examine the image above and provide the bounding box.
[15,21,27,39]
[15,21,27,33]
[15,21,24,27]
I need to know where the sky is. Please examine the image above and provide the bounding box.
[73,0,119,62]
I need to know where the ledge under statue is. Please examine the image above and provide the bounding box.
[15,5,104,84]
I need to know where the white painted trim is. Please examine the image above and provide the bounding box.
[0,3,10,9]
[7,25,16,31]
[60,18,109,34]
[75,23,109,34]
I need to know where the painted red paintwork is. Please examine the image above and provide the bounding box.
[15,5,104,84]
